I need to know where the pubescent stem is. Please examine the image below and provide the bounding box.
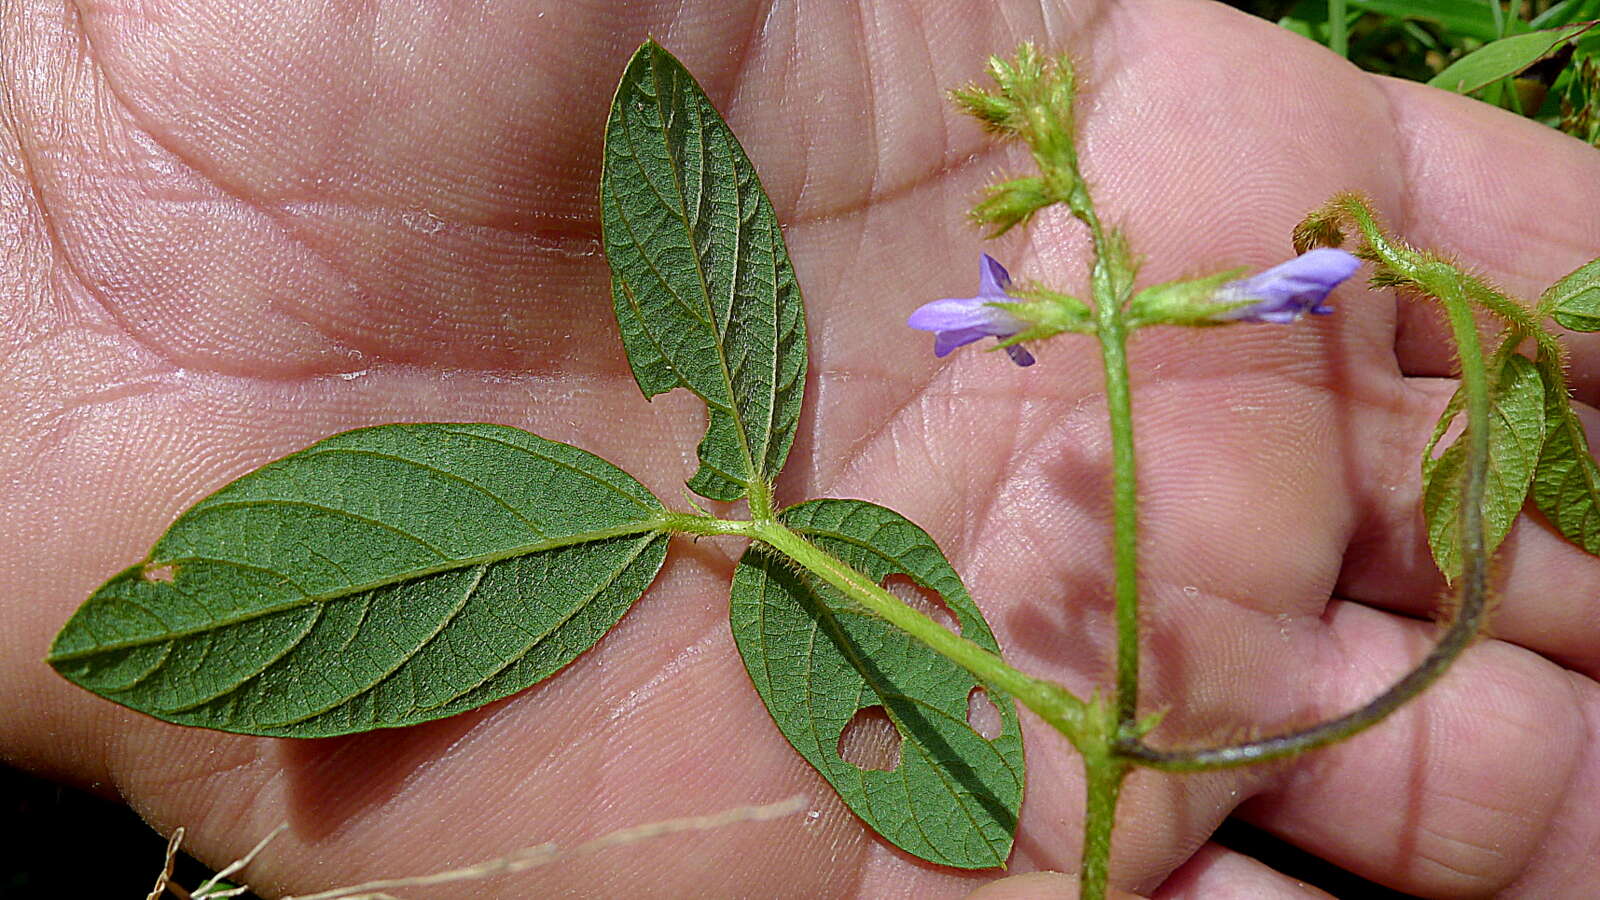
[1114,266,1492,771]
[660,510,1093,746]
[1075,696,1131,898]
[1097,297,1142,733]
[1062,153,1140,900]
[746,478,776,522]
[1305,192,1563,363]
[1070,198,1143,735]
[1080,759,1128,896]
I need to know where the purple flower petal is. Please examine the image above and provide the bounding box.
[1216,248,1361,323]
[1003,343,1036,366]
[933,326,992,357]
[978,254,1013,295]
[908,297,1011,333]
[909,254,1033,366]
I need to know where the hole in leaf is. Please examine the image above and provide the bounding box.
[967,687,1001,740]
[141,563,176,583]
[881,574,958,635]
[838,706,901,771]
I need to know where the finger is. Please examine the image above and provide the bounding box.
[1239,601,1600,898]
[1372,76,1600,401]
[1153,842,1335,899]
[26,0,676,379]
[1339,375,1600,678]
[964,871,1147,900]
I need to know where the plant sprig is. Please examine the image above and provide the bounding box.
[932,44,1600,897]
[44,38,1600,900]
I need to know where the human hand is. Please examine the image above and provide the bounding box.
[3,2,1597,897]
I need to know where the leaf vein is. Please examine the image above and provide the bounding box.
[296,446,551,536]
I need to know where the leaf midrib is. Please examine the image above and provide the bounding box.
[777,546,1011,866]
[632,46,769,486]
[46,517,668,662]
[177,533,662,727]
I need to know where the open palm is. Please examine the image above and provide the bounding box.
[5,1,1599,896]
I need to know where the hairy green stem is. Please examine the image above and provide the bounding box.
[756,520,1091,739]
[1079,753,1128,896]
[1063,183,1141,900]
[1115,267,1492,771]
[1068,194,1143,736]
[663,511,1092,743]
[1099,309,1141,731]
[1072,695,1130,898]
[747,478,776,521]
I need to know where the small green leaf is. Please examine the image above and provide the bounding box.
[730,500,1024,869]
[1427,24,1595,95]
[1422,354,1547,579]
[48,424,669,737]
[1543,257,1600,331]
[600,41,807,502]
[1532,353,1600,553]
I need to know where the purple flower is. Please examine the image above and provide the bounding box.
[908,254,1035,366]
[1214,248,1361,323]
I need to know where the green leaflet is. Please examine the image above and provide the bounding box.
[1544,257,1600,332]
[1532,352,1600,553]
[1422,354,1546,579]
[1427,23,1595,95]
[48,424,668,737]
[600,41,807,502]
[730,500,1024,869]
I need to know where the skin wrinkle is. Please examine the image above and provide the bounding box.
[1258,622,1586,895]
[720,0,770,111]
[1408,783,1532,892]
[723,22,1027,228]
[1425,781,1537,839]
[830,367,949,487]
[23,6,359,375]
[1507,672,1599,893]
[64,0,857,377]
[912,5,951,199]
[1474,674,1589,894]
[854,0,885,247]
[3,54,92,342]
[974,391,1032,565]
[62,1,628,377]
[1409,843,1500,892]
[75,2,360,275]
